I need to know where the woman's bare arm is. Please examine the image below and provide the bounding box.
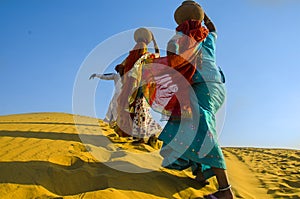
[204,13,216,32]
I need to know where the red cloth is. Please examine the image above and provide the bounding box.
[143,20,209,119]
[117,42,147,136]
[176,19,209,46]
[123,42,147,73]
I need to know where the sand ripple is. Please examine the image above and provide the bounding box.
[0,113,299,198]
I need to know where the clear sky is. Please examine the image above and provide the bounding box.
[1,0,300,150]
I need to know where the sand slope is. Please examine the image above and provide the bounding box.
[0,112,299,199]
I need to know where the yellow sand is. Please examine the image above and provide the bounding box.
[0,112,299,199]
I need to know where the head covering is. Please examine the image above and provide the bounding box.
[123,28,160,73]
[114,64,124,76]
[139,19,209,119]
[174,0,205,25]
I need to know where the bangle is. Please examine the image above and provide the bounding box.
[218,185,232,192]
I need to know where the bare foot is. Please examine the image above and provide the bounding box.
[132,138,146,144]
[195,169,209,187]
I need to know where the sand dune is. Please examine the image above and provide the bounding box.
[0,112,299,198]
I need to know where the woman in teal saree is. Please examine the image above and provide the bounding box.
[140,1,233,198]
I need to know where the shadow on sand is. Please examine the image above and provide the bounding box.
[0,160,206,198]
[0,122,207,198]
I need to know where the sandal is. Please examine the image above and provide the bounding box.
[204,185,232,199]
[205,195,218,199]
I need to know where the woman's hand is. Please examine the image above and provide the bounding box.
[204,13,210,24]
[89,73,97,80]
[151,32,160,54]
[204,12,216,32]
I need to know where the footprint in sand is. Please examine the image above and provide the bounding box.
[69,143,90,152]
[68,156,85,170]
[48,155,85,170]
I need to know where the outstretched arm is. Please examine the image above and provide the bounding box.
[89,73,116,80]
[204,13,216,32]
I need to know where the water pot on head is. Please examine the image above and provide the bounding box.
[134,28,153,45]
[174,0,205,25]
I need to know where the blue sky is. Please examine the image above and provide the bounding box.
[1,0,300,149]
